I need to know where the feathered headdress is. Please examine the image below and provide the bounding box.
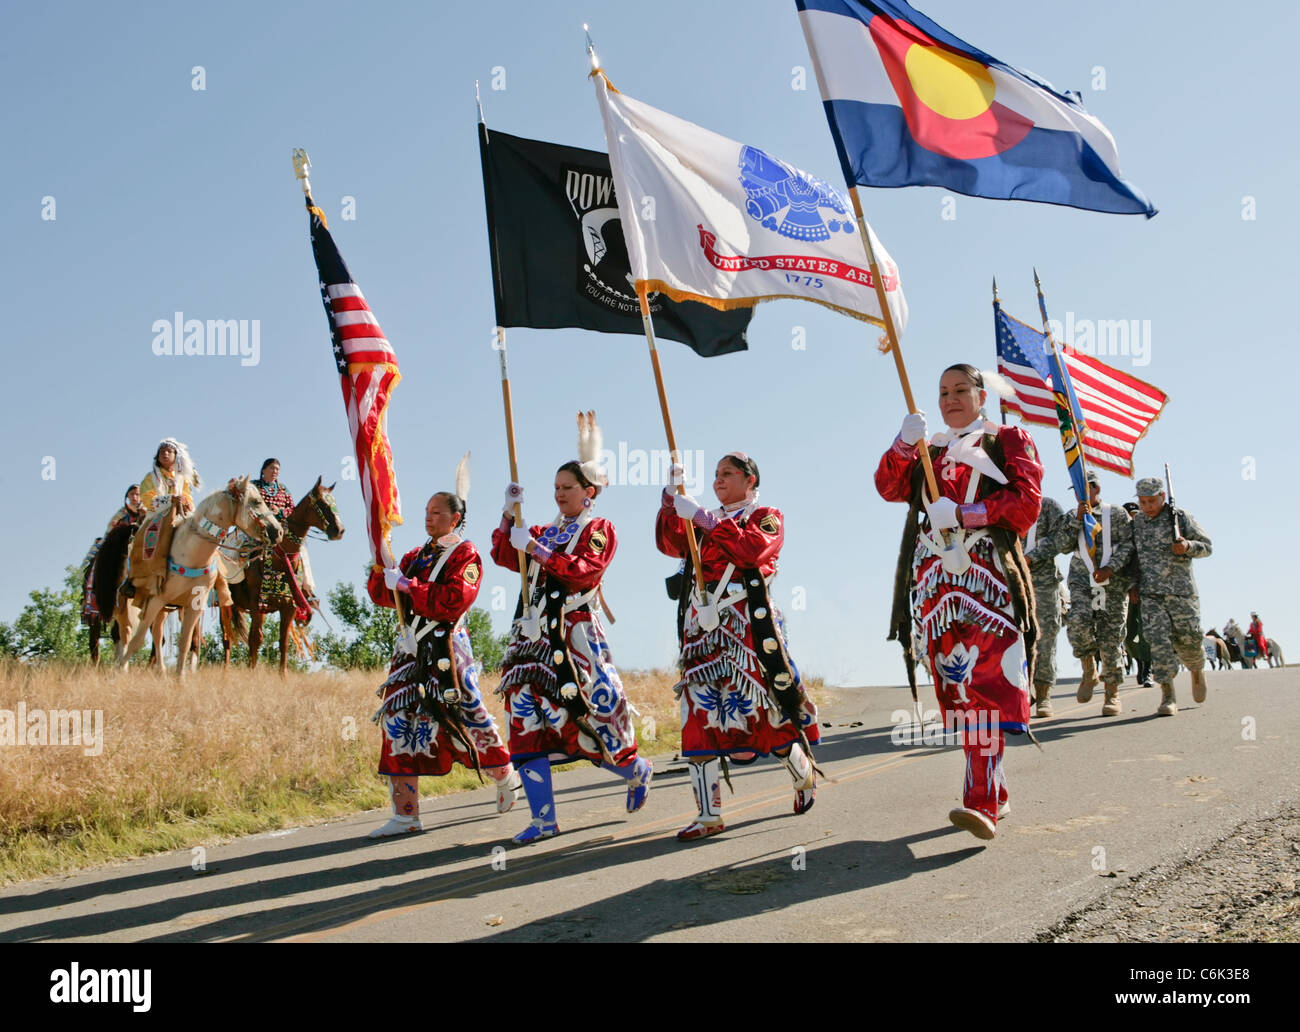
[576,411,609,487]
[156,437,201,490]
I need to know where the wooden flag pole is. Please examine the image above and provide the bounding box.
[496,328,534,618]
[637,284,706,597]
[848,187,942,505]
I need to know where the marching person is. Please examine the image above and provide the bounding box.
[655,451,819,842]
[1132,476,1212,715]
[1061,471,1134,716]
[1022,493,1070,717]
[366,472,520,838]
[876,365,1042,841]
[491,413,651,845]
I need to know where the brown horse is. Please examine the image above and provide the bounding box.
[221,478,344,675]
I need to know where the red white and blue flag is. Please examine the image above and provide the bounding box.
[994,301,1167,477]
[306,196,402,568]
[796,0,1156,217]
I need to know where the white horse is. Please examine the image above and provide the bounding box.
[117,478,281,676]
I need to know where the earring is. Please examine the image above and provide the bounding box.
[582,497,593,509]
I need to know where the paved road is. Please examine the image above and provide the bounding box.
[2,667,1295,942]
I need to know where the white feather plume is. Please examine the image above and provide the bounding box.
[979,368,1017,401]
[455,451,471,501]
[576,410,609,487]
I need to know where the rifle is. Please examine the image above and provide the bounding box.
[1163,462,1182,540]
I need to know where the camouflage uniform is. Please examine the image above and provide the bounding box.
[1132,499,1212,683]
[1061,501,1134,684]
[1022,495,1070,692]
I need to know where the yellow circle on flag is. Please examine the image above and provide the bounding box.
[903,44,995,119]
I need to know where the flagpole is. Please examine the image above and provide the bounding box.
[293,147,408,628]
[637,286,707,597]
[495,328,535,620]
[585,29,705,595]
[993,276,1007,426]
[1032,269,1093,488]
[847,187,942,505]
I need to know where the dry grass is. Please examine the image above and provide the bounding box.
[0,659,687,885]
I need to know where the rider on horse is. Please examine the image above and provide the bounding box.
[125,438,204,599]
[83,485,146,624]
[251,458,317,616]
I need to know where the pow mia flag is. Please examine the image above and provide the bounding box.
[478,125,751,357]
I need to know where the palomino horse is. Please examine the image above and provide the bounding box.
[91,525,202,667]
[221,478,344,675]
[117,478,281,676]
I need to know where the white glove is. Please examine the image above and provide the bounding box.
[509,525,533,551]
[900,410,927,446]
[502,482,524,514]
[668,462,685,487]
[924,496,960,532]
[673,493,702,520]
[382,567,403,590]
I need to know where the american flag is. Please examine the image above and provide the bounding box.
[994,302,1167,477]
[306,196,402,567]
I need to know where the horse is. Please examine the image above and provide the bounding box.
[221,478,344,676]
[1266,639,1285,667]
[1203,629,1232,670]
[91,524,168,668]
[117,478,281,676]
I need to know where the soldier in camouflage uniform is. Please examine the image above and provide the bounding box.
[1061,472,1134,716]
[1022,494,1071,716]
[1131,476,1212,716]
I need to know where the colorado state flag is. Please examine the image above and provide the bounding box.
[796,0,1156,217]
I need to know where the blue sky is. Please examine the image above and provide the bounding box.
[2,0,1293,684]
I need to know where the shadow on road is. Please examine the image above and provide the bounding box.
[469,830,983,942]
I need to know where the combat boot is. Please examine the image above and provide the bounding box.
[1102,683,1121,716]
[1191,668,1208,704]
[1077,656,1098,702]
[1157,682,1177,717]
[1033,682,1053,718]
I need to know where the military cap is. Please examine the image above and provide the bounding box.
[1135,476,1164,496]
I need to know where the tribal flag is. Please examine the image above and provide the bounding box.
[305,196,402,568]
[478,124,752,357]
[796,0,1156,217]
[593,72,907,331]
[995,299,1168,477]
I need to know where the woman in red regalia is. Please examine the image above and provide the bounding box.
[491,412,650,845]
[366,476,519,839]
[656,452,819,842]
[875,364,1042,840]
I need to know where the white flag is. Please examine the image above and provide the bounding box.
[594,73,907,332]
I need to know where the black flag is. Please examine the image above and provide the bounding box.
[478,124,751,358]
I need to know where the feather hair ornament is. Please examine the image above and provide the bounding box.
[455,451,471,502]
[979,368,1017,401]
[576,410,609,487]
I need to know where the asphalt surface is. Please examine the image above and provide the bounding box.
[2,666,1295,942]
